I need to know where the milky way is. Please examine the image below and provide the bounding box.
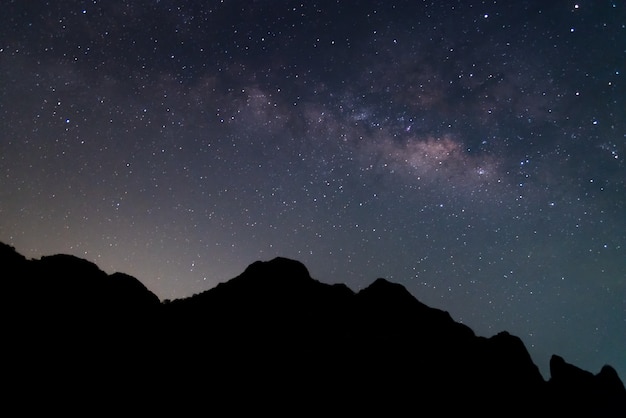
[1,1,625,379]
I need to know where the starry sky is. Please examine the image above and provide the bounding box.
[1,1,625,380]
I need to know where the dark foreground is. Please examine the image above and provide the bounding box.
[2,242,624,415]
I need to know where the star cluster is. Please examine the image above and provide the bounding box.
[1,1,624,380]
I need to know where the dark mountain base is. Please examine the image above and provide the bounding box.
[2,242,624,415]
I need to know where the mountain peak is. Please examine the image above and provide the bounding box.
[360,277,418,301]
[223,256,316,296]
[242,256,311,279]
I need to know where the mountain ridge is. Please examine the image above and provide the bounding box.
[1,241,624,415]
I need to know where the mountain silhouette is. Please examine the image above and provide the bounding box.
[1,242,624,415]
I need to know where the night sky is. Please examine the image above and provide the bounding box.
[1,1,624,380]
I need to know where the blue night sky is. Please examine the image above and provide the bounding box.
[1,1,624,380]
